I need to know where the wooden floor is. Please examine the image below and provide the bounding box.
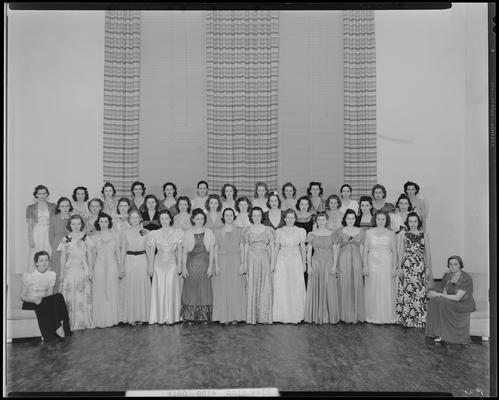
[5,322,490,396]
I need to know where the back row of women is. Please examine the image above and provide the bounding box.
[25,179,436,331]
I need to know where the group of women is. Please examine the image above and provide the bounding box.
[22,179,476,345]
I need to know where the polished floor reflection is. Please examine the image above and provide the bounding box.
[6,322,490,396]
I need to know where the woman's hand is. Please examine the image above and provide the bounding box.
[239,263,245,275]
[34,297,42,305]
[147,264,154,278]
[87,270,93,282]
[181,267,188,279]
[207,267,213,278]
[215,266,220,276]
[428,290,440,298]
[119,269,125,279]
[362,267,369,277]
[332,269,339,278]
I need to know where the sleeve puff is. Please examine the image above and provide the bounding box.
[21,272,32,288]
[25,204,32,219]
[56,239,66,252]
[84,236,95,249]
[298,227,306,243]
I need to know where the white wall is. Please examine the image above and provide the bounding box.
[7,10,105,273]
[376,3,489,278]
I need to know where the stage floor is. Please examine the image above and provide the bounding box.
[5,322,490,396]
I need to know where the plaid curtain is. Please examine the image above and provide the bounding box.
[103,11,141,198]
[343,10,377,199]
[206,11,279,197]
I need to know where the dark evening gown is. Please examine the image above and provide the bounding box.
[141,211,161,231]
[295,214,316,288]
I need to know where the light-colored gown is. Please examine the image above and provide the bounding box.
[73,202,90,219]
[244,226,274,324]
[364,229,397,324]
[148,228,183,324]
[206,212,224,231]
[339,199,359,215]
[174,212,192,231]
[235,212,252,229]
[326,210,344,232]
[102,198,118,218]
[122,228,151,323]
[58,235,95,330]
[273,226,307,323]
[92,232,121,328]
[212,227,247,323]
[281,198,296,211]
[252,198,269,213]
[31,206,52,260]
[304,232,339,324]
[335,229,365,323]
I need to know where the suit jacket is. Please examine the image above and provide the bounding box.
[26,202,56,223]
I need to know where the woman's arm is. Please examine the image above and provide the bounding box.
[146,240,155,278]
[431,289,466,302]
[299,242,306,272]
[60,245,67,273]
[362,234,369,276]
[424,233,433,279]
[390,232,397,277]
[244,243,249,274]
[213,244,220,276]
[120,234,127,277]
[396,231,405,269]
[181,244,188,278]
[20,282,39,304]
[86,244,94,280]
[207,243,214,277]
[306,243,313,275]
[27,219,35,248]
[272,242,280,272]
[176,243,182,275]
[332,244,340,274]
[239,243,245,275]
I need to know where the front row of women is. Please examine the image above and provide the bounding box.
[21,207,476,346]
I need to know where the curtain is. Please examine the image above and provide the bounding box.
[206,11,279,197]
[103,11,141,198]
[343,10,377,199]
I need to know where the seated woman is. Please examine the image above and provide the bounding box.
[20,251,71,343]
[426,255,476,345]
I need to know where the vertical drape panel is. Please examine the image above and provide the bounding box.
[103,11,141,197]
[343,10,377,199]
[206,11,279,197]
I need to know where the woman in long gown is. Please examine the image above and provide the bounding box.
[85,198,104,236]
[173,196,192,231]
[91,212,121,328]
[396,212,433,328]
[333,209,365,323]
[161,182,178,217]
[181,209,215,322]
[244,207,275,324]
[113,198,131,235]
[49,197,73,292]
[273,209,307,324]
[404,181,428,232]
[120,210,151,324]
[26,185,56,267]
[252,182,269,213]
[235,197,252,229]
[101,182,119,219]
[129,181,147,214]
[148,209,183,325]
[308,182,326,214]
[363,211,397,324]
[141,194,161,231]
[59,215,94,330]
[426,256,476,344]
[304,212,339,324]
[325,195,344,232]
[263,192,286,230]
[281,182,297,211]
[338,184,359,214]
[372,184,396,215]
[205,194,224,231]
[358,196,375,231]
[72,186,90,219]
[221,184,238,213]
[212,208,246,324]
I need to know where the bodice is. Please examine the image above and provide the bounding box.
[37,207,50,225]
[367,231,393,253]
[246,227,273,250]
[94,233,119,259]
[337,230,364,248]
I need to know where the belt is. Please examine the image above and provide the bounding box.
[127,250,146,255]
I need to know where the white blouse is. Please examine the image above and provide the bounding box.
[22,269,56,299]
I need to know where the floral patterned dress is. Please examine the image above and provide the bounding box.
[396,232,427,328]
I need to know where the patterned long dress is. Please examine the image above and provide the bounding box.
[396,232,428,328]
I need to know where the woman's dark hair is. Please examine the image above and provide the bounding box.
[221,183,238,201]
[95,212,113,231]
[205,194,222,212]
[283,208,297,221]
[295,195,312,212]
[307,181,324,197]
[197,180,209,189]
[266,191,282,209]
[190,208,207,226]
[316,211,329,220]
[55,197,74,215]
[144,194,160,211]
[101,182,116,196]
[281,182,297,199]
[325,194,342,211]
[72,186,89,202]
[249,206,264,224]
[396,193,413,210]
[447,255,465,270]
[404,211,423,230]
[221,207,236,224]
[130,181,146,196]
[358,196,374,217]
[254,181,269,199]
[162,182,178,198]
[373,210,391,228]
[117,197,131,214]
[176,196,192,214]
[33,185,50,198]
[158,209,174,226]
[235,196,252,213]
[34,250,50,263]
[341,209,359,227]
[340,184,353,195]
[87,197,104,212]
[67,214,86,232]
[371,184,387,199]
[403,181,420,195]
